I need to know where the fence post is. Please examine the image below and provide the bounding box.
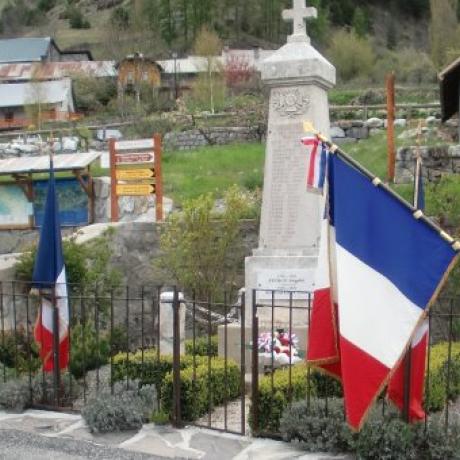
[172,287,182,427]
[251,289,259,435]
[52,286,61,406]
[386,72,396,182]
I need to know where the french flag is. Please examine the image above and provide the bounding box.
[32,158,69,372]
[301,137,328,192]
[308,152,457,430]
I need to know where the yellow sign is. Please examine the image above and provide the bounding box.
[116,184,155,196]
[116,169,155,180]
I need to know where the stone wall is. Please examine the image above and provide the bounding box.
[163,127,261,151]
[395,145,460,184]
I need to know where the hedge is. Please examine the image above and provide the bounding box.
[161,358,241,421]
[425,341,460,412]
[112,349,208,388]
[185,335,218,357]
[251,363,316,433]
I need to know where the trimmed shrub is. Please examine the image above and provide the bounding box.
[185,335,218,357]
[69,322,110,379]
[160,358,240,421]
[252,363,316,433]
[82,382,157,433]
[0,329,40,374]
[0,378,31,412]
[82,392,143,433]
[425,342,460,412]
[280,398,353,453]
[112,349,208,388]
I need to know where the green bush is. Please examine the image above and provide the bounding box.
[0,329,40,374]
[0,378,31,412]
[185,335,218,356]
[69,322,110,379]
[68,7,90,29]
[160,358,240,421]
[252,363,316,433]
[112,349,207,388]
[425,342,460,412]
[280,398,353,453]
[82,382,157,433]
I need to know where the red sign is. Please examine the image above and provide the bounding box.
[115,152,154,165]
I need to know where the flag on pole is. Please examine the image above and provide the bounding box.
[387,155,428,421]
[307,151,457,430]
[32,158,69,372]
[301,137,329,192]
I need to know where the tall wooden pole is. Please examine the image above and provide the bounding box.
[154,134,164,222]
[386,72,396,183]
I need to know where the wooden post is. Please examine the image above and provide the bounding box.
[154,134,164,222]
[386,72,396,183]
[109,139,119,222]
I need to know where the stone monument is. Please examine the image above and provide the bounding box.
[245,0,336,325]
[219,0,336,367]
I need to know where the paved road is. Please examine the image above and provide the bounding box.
[0,429,165,460]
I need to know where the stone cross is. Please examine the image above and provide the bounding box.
[282,0,317,42]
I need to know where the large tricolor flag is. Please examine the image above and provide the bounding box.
[32,158,70,372]
[387,155,428,421]
[308,151,458,430]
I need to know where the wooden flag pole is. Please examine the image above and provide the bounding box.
[386,72,396,183]
[303,121,460,252]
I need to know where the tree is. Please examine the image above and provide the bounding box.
[158,187,252,301]
[352,7,369,38]
[429,0,458,69]
[193,26,223,114]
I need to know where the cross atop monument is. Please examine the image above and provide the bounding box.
[282,0,317,43]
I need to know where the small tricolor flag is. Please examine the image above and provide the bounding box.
[307,150,458,430]
[301,136,328,192]
[32,158,69,372]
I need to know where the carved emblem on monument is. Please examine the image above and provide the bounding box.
[271,88,310,118]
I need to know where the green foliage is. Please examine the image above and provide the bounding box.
[280,398,353,453]
[112,349,207,388]
[253,364,315,433]
[352,7,369,37]
[425,342,460,412]
[68,6,91,29]
[281,400,460,459]
[426,175,460,232]
[185,335,218,357]
[37,0,56,12]
[110,6,130,30]
[73,76,117,113]
[150,410,170,425]
[69,322,111,379]
[0,329,40,374]
[327,29,375,82]
[0,378,30,412]
[160,358,240,421]
[158,186,253,300]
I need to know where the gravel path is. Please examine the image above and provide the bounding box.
[0,428,165,460]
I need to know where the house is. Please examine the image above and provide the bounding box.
[0,79,75,129]
[0,37,92,64]
[116,53,162,103]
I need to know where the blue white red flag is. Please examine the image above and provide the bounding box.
[32,158,69,371]
[308,151,458,430]
[301,136,329,192]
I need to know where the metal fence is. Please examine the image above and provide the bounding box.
[0,281,459,437]
[250,290,460,437]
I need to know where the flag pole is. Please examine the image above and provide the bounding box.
[303,121,460,252]
[402,121,424,421]
[49,132,61,405]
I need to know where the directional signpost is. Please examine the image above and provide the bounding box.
[109,134,163,222]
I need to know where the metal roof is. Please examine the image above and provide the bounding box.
[0,79,73,108]
[0,37,52,63]
[0,61,117,81]
[439,57,460,122]
[0,151,101,175]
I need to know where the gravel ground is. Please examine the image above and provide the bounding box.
[0,428,165,460]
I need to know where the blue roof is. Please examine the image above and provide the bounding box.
[0,37,53,63]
